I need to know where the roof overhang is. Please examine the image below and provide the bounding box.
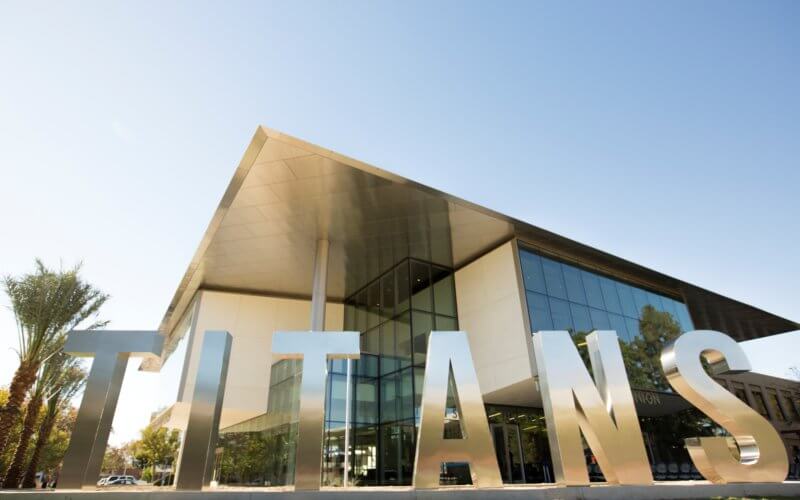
[156,126,799,349]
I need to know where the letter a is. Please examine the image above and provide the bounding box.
[413,331,502,489]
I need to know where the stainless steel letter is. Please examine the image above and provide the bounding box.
[59,330,163,489]
[413,331,503,489]
[661,329,788,483]
[175,331,232,490]
[271,331,360,491]
[532,330,651,485]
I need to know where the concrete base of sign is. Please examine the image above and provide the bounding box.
[2,482,800,499]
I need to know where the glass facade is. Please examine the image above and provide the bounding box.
[215,258,458,487]
[332,258,459,486]
[517,244,722,479]
[519,245,694,392]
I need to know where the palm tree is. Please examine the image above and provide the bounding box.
[0,260,107,462]
[20,357,86,489]
[2,348,86,488]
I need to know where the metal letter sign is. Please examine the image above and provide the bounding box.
[414,331,503,489]
[661,330,788,483]
[532,330,651,485]
[271,331,360,491]
[175,331,232,490]
[59,330,163,489]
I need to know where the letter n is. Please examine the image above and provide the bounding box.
[533,330,652,485]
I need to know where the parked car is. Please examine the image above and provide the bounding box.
[98,475,137,486]
[107,477,136,486]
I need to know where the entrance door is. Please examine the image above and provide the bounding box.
[490,424,526,483]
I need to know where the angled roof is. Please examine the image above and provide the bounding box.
[157,126,798,346]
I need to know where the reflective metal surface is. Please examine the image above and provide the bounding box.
[532,330,651,485]
[271,331,360,491]
[661,330,788,483]
[59,331,163,489]
[82,354,127,487]
[150,126,797,372]
[175,331,232,490]
[413,331,503,489]
[310,239,329,331]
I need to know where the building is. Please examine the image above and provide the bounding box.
[145,126,800,487]
[713,371,800,468]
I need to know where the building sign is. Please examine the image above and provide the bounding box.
[59,329,789,491]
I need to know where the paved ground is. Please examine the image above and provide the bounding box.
[1,481,800,500]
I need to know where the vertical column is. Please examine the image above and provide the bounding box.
[82,353,129,486]
[310,239,329,331]
[175,331,232,490]
[59,352,128,489]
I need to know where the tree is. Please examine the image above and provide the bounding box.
[2,343,84,488]
[623,305,683,391]
[0,260,108,457]
[102,446,129,475]
[788,366,800,381]
[134,427,181,483]
[19,356,85,488]
[34,407,76,485]
[0,389,22,473]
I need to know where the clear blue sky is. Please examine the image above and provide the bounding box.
[0,1,798,445]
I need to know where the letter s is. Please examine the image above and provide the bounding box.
[661,330,788,483]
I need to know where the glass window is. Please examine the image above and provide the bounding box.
[751,391,769,418]
[519,250,547,294]
[381,368,414,423]
[381,272,395,320]
[526,292,553,332]
[412,311,433,366]
[395,313,412,371]
[600,278,623,315]
[353,379,378,424]
[367,281,381,329]
[782,391,800,420]
[351,424,378,485]
[395,261,410,313]
[435,315,458,331]
[356,289,368,332]
[589,308,610,330]
[767,391,786,422]
[432,270,456,317]
[646,291,665,312]
[541,258,567,299]
[562,265,587,305]
[362,328,380,355]
[608,313,629,342]
[354,353,379,379]
[379,420,416,485]
[381,321,398,376]
[549,297,572,331]
[410,261,432,312]
[344,301,355,331]
[625,317,641,340]
[632,288,649,317]
[732,385,748,403]
[675,303,694,332]
[327,373,348,422]
[616,283,638,318]
[660,298,679,324]
[569,303,593,334]
[581,270,605,310]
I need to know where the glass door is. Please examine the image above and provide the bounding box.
[490,423,526,483]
